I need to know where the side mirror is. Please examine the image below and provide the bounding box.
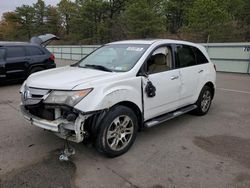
[137,62,149,77]
[137,69,148,78]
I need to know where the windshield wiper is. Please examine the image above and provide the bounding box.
[82,64,113,72]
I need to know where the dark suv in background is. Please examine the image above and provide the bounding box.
[0,34,58,82]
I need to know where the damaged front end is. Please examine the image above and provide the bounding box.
[20,86,94,143]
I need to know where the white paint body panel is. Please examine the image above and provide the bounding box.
[143,70,181,120]
[24,39,216,121]
[74,76,142,112]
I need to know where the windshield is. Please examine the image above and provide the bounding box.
[78,44,149,72]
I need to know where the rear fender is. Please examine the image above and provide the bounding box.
[194,64,216,102]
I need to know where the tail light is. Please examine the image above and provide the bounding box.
[49,54,55,61]
[213,64,217,71]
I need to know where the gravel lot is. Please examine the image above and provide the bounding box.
[0,59,250,188]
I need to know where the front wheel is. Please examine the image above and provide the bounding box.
[193,86,213,116]
[95,106,138,157]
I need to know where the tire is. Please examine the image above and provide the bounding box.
[95,106,138,157]
[29,67,45,75]
[193,86,213,116]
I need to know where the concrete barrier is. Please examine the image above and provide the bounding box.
[47,43,250,74]
[202,43,250,73]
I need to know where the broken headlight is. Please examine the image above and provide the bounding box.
[44,88,93,107]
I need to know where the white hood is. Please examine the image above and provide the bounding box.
[26,66,113,90]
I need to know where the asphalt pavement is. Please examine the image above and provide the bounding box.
[0,59,250,188]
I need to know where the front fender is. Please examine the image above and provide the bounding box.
[101,88,142,110]
[74,77,142,113]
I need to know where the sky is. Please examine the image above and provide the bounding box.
[0,0,61,19]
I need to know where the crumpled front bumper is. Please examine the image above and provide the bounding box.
[20,104,89,143]
[20,104,61,132]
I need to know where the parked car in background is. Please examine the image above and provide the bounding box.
[0,34,58,83]
[20,39,216,157]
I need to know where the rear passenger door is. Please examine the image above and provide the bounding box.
[5,46,29,79]
[175,44,207,107]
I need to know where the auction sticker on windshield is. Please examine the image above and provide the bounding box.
[126,47,144,51]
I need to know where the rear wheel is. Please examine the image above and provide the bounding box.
[193,86,212,116]
[95,106,138,157]
[29,67,45,75]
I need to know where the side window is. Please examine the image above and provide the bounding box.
[26,46,44,56]
[147,46,172,74]
[176,45,196,68]
[6,46,26,58]
[192,47,209,64]
[0,48,6,61]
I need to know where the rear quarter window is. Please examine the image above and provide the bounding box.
[192,47,209,64]
[26,46,45,56]
[6,46,26,58]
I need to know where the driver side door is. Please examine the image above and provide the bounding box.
[142,45,181,121]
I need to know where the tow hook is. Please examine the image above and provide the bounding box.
[59,139,75,161]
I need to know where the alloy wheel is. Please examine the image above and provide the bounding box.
[106,115,134,151]
[201,90,212,112]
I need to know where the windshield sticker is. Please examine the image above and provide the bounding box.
[114,66,125,71]
[126,47,144,52]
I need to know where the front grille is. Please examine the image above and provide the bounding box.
[21,86,50,105]
[25,103,55,120]
[25,102,74,121]
[28,87,50,96]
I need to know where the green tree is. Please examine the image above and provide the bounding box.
[0,0,249,43]
[105,0,128,41]
[122,0,163,38]
[15,5,35,39]
[45,6,61,35]
[33,0,46,34]
[185,0,232,42]
[0,12,20,40]
[75,0,109,43]
[231,0,250,41]
[162,0,194,34]
[58,0,77,35]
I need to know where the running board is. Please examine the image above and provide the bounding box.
[145,105,197,128]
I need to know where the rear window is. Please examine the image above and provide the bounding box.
[26,46,44,56]
[6,46,26,58]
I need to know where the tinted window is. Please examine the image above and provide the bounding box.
[176,45,196,68]
[6,46,26,58]
[147,47,173,74]
[193,47,209,64]
[0,49,6,61]
[27,46,44,56]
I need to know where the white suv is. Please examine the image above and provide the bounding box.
[20,39,216,157]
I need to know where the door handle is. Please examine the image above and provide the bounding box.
[171,75,179,80]
[198,70,204,73]
[24,58,31,61]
